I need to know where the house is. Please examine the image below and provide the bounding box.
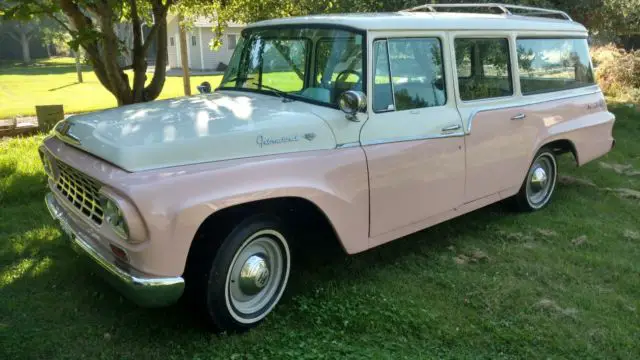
[166,15,244,71]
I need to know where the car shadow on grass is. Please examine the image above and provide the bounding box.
[1,181,513,343]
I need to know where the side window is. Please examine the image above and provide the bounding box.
[455,38,512,101]
[372,40,394,112]
[517,38,595,94]
[314,37,364,93]
[373,38,446,112]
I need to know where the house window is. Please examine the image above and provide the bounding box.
[169,37,175,46]
[228,34,237,50]
[191,35,197,46]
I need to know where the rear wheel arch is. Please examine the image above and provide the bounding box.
[537,138,579,165]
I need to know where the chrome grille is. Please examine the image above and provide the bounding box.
[55,161,104,225]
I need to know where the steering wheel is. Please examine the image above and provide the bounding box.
[334,69,363,93]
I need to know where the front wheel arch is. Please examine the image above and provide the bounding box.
[183,197,343,281]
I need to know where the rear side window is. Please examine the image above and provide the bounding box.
[517,38,595,95]
[372,38,446,112]
[455,38,513,101]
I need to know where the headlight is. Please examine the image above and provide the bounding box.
[39,149,56,180]
[100,195,129,240]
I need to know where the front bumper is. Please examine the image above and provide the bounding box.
[45,192,185,307]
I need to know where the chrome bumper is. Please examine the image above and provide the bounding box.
[45,192,185,307]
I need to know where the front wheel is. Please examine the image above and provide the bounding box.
[199,215,291,331]
[514,148,558,211]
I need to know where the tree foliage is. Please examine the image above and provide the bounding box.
[214,0,640,39]
[1,0,182,105]
[2,0,639,108]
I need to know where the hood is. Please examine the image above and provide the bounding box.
[55,91,337,172]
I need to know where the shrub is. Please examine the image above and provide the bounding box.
[591,44,640,103]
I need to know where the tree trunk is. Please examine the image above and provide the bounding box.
[46,44,52,57]
[20,32,31,63]
[59,0,173,106]
[142,9,168,101]
[178,17,191,96]
[75,50,84,83]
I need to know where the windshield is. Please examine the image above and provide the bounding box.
[218,27,365,108]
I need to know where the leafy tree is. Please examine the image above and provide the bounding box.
[2,0,638,108]
[40,17,69,56]
[0,19,39,63]
[1,0,196,105]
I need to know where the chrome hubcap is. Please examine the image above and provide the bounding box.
[239,255,270,295]
[530,167,548,192]
[225,229,290,323]
[526,154,556,208]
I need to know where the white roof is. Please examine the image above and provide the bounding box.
[247,12,587,33]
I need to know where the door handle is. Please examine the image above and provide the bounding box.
[511,113,527,120]
[441,124,461,132]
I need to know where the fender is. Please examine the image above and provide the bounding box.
[42,137,370,277]
[134,147,370,276]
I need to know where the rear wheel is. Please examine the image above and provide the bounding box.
[514,148,558,211]
[192,215,291,331]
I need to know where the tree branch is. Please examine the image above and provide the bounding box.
[130,0,147,102]
[7,32,20,42]
[141,0,173,54]
[143,1,169,101]
[130,0,143,51]
[58,0,118,97]
[50,14,74,34]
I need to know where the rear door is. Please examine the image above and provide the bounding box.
[361,33,466,240]
[450,33,530,202]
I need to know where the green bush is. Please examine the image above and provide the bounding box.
[592,44,640,103]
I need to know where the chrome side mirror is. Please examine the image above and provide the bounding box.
[338,90,366,121]
[197,81,212,94]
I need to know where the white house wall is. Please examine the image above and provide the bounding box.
[167,17,179,68]
[188,31,202,69]
[199,27,242,70]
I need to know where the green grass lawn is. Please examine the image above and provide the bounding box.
[1,104,639,359]
[0,57,223,119]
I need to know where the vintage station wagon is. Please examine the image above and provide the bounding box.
[41,4,615,331]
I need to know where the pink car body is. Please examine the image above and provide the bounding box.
[41,11,615,311]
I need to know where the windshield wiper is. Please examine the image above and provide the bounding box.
[222,75,255,85]
[252,82,295,103]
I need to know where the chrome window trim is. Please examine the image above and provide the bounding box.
[361,131,465,146]
[385,39,397,112]
[453,37,514,102]
[466,87,602,133]
[335,142,361,149]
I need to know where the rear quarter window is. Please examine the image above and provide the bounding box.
[517,38,595,95]
[454,38,513,101]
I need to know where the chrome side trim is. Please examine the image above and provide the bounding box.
[45,193,185,307]
[362,131,465,146]
[336,142,361,149]
[466,88,602,133]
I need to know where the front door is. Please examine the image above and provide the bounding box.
[361,36,466,240]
